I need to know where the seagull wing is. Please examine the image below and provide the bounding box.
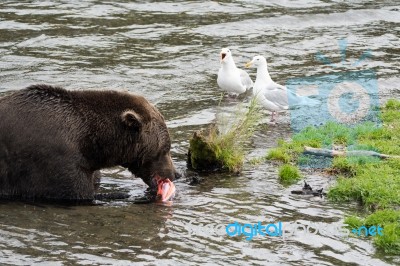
[264,82,310,107]
[274,82,287,90]
[239,69,253,89]
[263,86,289,108]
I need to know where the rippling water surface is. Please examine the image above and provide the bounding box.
[0,1,399,265]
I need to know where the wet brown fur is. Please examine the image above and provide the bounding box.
[0,84,177,201]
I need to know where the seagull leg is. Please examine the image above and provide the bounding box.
[224,93,239,102]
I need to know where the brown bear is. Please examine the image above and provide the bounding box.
[0,84,178,202]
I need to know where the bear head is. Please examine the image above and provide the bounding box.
[117,95,178,193]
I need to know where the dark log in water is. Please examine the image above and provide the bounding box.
[303,146,400,159]
[291,181,326,197]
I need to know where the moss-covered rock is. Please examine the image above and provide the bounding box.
[187,128,223,172]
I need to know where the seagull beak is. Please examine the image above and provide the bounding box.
[220,53,227,62]
[245,61,253,68]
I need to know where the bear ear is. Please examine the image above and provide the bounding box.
[121,110,142,129]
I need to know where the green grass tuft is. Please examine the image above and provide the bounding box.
[330,156,358,176]
[364,209,400,226]
[292,122,354,146]
[278,164,302,186]
[385,99,400,110]
[209,97,262,172]
[189,97,262,173]
[266,148,291,163]
[375,223,400,255]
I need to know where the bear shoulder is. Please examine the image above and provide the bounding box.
[24,84,70,99]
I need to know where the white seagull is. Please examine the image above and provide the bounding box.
[245,55,317,122]
[217,48,253,96]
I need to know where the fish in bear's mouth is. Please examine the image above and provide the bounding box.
[156,176,176,202]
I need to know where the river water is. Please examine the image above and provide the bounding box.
[0,1,399,265]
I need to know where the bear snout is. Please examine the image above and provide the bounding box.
[133,153,178,192]
[152,165,177,183]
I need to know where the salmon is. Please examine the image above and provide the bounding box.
[157,178,176,202]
